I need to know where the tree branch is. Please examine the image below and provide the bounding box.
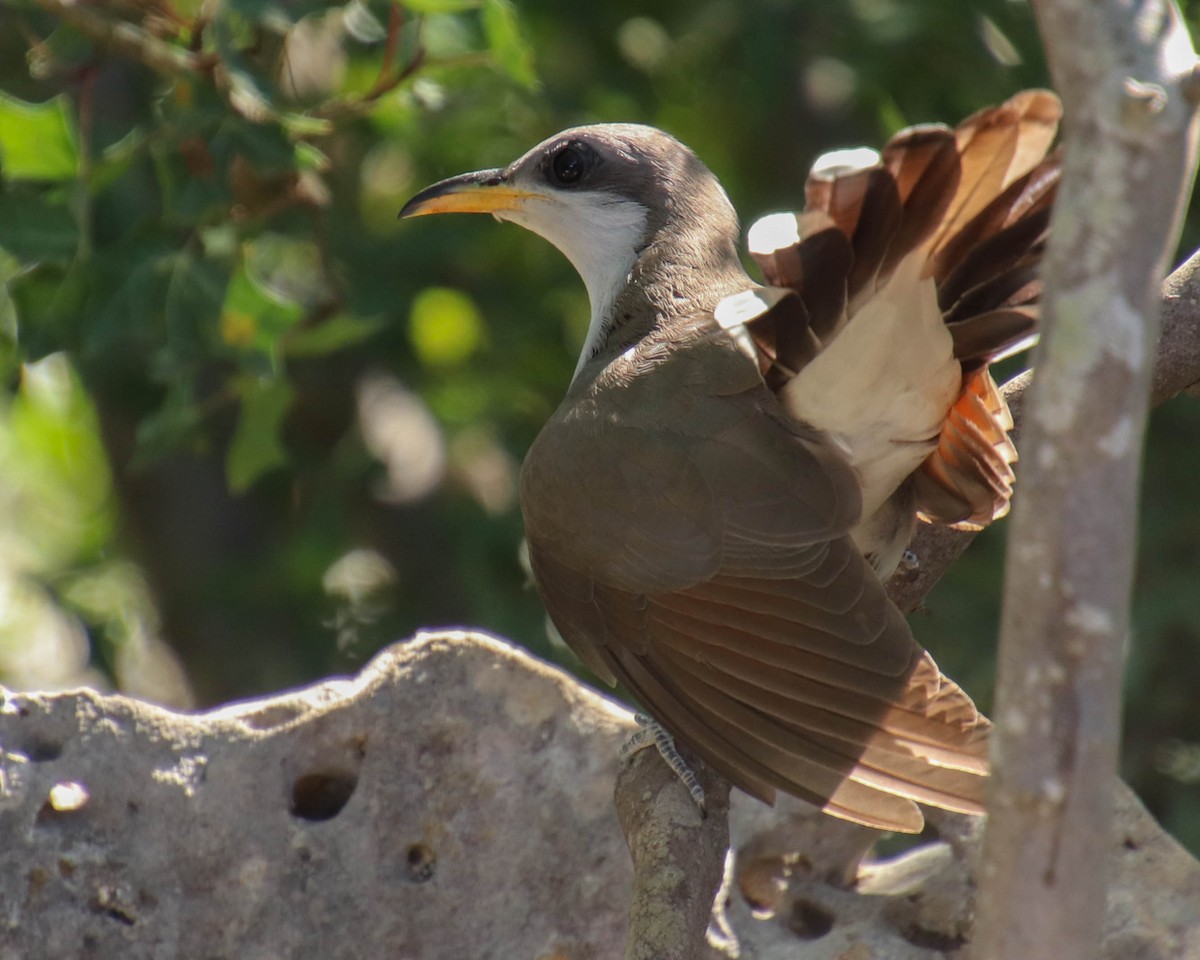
[615,746,731,960]
[973,4,1200,960]
[36,0,210,78]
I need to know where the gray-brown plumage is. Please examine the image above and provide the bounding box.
[401,90,1062,831]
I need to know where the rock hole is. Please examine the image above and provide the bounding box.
[27,868,47,893]
[289,771,357,821]
[100,905,136,926]
[406,842,437,883]
[24,738,63,762]
[737,855,786,916]
[902,925,968,951]
[1123,835,1139,851]
[786,899,833,940]
[90,889,136,926]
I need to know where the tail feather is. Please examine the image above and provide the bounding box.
[915,369,1018,527]
[745,90,1061,530]
[936,89,1060,245]
[948,306,1039,366]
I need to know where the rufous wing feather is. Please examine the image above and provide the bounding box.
[522,337,991,831]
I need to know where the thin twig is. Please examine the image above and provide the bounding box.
[36,0,210,78]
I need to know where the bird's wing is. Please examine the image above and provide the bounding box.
[522,334,988,831]
[747,89,1062,529]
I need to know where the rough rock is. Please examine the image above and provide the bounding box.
[1,631,1197,959]
[0,632,636,959]
[709,784,1200,959]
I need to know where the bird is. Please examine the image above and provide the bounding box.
[400,90,1062,832]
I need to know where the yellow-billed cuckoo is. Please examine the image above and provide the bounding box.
[401,90,1062,832]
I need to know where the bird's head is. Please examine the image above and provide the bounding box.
[401,125,747,376]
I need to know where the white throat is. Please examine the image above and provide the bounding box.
[500,193,648,380]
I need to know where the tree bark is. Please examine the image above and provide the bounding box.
[973,4,1200,960]
[615,746,731,960]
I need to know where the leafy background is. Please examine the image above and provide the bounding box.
[1,0,1197,852]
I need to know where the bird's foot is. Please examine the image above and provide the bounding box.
[619,713,707,814]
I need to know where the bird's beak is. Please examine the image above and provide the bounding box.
[399,168,535,219]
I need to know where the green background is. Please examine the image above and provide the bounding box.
[0,0,1197,852]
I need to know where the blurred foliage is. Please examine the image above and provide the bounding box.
[0,0,1197,852]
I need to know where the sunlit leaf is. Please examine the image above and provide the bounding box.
[404,0,479,12]
[211,15,277,121]
[280,113,334,137]
[227,376,293,491]
[221,259,304,356]
[409,286,484,366]
[6,354,115,565]
[481,0,537,89]
[342,0,388,42]
[294,142,331,172]
[0,94,79,181]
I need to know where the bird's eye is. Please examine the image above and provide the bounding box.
[550,144,588,186]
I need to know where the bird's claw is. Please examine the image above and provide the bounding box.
[620,712,707,814]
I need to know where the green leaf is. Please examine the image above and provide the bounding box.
[210,15,276,121]
[294,142,331,172]
[284,314,384,356]
[211,118,296,173]
[0,190,78,261]
[132,379,201,468]
[404,0,479,11]
[0,94,80,181]
[220,259,303,356]
[224,0,330,26]
[7,354,115,562]
[90,128,146,194]
[165,251,234,360]
[8,261,89,358]
[280,113,334,138]
[0,251,19,378]
[227,376,293,491]
[408,286,484,366]
[481,0,536,89]
[87,245,173,356]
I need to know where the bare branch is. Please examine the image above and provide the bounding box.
[972,4,1200,959]
[615,748,730,960]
